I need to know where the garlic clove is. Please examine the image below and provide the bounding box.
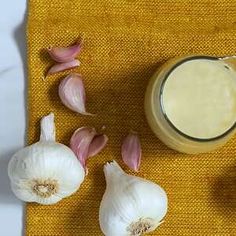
[58,73,94,115]
[47,59,80,76]
[99,161,168,236]
[47,39,82,63]
[70,127,97,170]
[121,131,141,172]
[88,134,108,157]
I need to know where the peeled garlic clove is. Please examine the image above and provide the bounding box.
[8,113,85,205]
[47,40,82,63]
[88,134,108,157]
[70,127,97,169]
[47,59,80,75]
[59,73,94,115]
[99,161,168,236]
[121,132,141,172]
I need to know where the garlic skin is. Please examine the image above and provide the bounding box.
[8,113,85,205]
[99,161,168,236]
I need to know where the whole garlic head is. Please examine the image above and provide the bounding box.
[8,113,85,205]
[99,161,168,236]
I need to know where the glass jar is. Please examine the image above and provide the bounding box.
[145,55,236,154]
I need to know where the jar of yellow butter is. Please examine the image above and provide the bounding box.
[145,55,236,154]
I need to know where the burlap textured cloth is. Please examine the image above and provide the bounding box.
[27,0,236,235]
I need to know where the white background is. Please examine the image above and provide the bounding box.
[0,0,27,235]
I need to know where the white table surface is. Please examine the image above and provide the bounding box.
[0,0,27,235]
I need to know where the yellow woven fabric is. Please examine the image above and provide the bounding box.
[27,0,236,235]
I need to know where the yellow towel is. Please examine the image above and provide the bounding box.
[27,0,236,235]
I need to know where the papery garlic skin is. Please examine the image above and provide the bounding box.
[99,161,167,236]
[8,113,85,205]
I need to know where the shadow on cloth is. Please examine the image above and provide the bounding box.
[64,163,105,235]
[212,165,236,219]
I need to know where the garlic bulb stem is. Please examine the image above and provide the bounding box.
[40,113,55,141]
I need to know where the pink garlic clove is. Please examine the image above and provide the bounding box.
[88,134,108,157]
[121,132,142,172]
[58,73,94,115]
[47,59,80,76]
[47,39,83,63]
[70,127,97,170]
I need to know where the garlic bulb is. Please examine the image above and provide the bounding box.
[8,113,85,205]
[99,161,168,236]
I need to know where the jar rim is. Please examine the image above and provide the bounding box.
[159,55,236,142]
